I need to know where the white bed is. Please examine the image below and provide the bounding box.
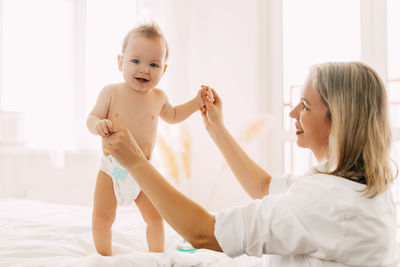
[0,198,265,267]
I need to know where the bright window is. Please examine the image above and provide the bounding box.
[0,0,136,150]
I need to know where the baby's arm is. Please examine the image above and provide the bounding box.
[87,86,113,137]
[159,89,205,124]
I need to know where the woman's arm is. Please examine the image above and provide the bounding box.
[201,87,271,199]
[103,128,222,251]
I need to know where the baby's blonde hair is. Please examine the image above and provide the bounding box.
[121,22,169,61]
[311,61,396,197]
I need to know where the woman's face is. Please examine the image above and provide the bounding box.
[289,76,331,162]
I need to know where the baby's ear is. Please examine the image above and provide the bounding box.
[117,55,123,71]
[163,64,168,74]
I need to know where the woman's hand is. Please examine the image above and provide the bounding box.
[200,85,223,134]
[102,127,147,168]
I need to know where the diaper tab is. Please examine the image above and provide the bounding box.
[112,167,128,181]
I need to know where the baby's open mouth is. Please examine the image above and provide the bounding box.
[136,78,149,83]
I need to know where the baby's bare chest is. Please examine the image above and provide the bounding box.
[107,94,162,135]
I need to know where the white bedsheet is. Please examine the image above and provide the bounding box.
[0,198,264,267]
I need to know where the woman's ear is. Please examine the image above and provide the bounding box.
[163,64,168,74]
[118,55,123,71]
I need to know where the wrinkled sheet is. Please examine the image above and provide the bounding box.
[0,198,264,267]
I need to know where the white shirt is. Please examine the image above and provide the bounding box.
[214,167,398,266]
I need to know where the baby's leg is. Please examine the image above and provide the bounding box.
[135,191,164,252]
[92,170,117,256]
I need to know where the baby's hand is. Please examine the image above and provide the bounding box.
[201,85,215,103]
[95,119,113,137]
[195,89,206,109]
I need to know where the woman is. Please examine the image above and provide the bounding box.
[103,62,398,266]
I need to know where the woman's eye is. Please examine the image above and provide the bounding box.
[150,63,159,68]
[302,102,308,110]
[132,59,140,64]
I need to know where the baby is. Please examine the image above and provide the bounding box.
[87,22,206,256]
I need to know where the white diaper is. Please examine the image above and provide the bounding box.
[100,155,141,206]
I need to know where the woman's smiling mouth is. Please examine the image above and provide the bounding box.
[295,124,304,135]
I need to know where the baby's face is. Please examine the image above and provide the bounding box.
[119,34,167,93]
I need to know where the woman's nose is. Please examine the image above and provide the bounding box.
[289,103,300,119]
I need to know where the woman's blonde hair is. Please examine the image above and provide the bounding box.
[310,61,396,197]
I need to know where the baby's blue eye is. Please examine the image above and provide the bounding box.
[150,63,159,68]
[132,59,140,64]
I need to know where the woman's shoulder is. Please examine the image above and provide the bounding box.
[288,171,395,216]
[270,170,361,196]
[290,173,363,203]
